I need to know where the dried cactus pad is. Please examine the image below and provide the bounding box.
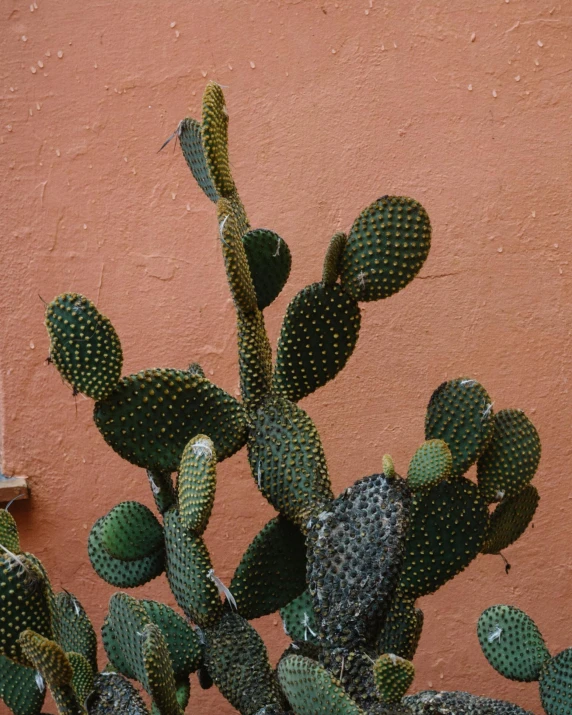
[94,368,248,472]
[100,501,164,562]
[481,485,539,555]
[243,229,292,310]
[539,648,572,715]
[340,196,431,302]
[377,595,424,661]
[373,653,415,704]
[179,117,219,202]
[477,409,541,504]
[425,378,494,477]
[87,672,150,715]
[273,282,361,403]
[45,293,123,401]
[477,605,550,682]
[405,690,535,715]
[407,439,452,492]
[0,654,45,715]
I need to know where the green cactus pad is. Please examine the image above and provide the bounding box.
[67,651,94,704]
[0,510,20,554]
[163,509,223,628]
[87,672,150,714]
[54,591,98,672]
[322,232,347,286]
[280,591,319,645]
[100,502,164,562]
[202,82,236,199]
[88,516,165,588]
[237,309,273,408]
[177,435,217,536]
[101,615,136,680]
[373,653,415,703]
[425,378,495,477]
[539,648,572,715]
[179,117,219,202]
[477,409,541,504]
[278,655,364,715]
[45,293,123,401]
[307,473,411,647]
[377,595,424,661]
[482,486,539,555]
[142,623,182,715]
[405,690,535,715]
[204,612,286,714]
[407,440,452,492]
[477,605,550,682]
[105,594,151,687]
[0,655,45,715]
[94,368,248,472]
[230,517,307,620]
[399,477,488,599]
[243,229,292,310]
[247,395,333,527]
[273,282,361,403]
[339,196,431,302]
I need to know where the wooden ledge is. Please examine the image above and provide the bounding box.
[0,476,29,503]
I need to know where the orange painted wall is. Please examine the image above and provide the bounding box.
[1,1,571,712]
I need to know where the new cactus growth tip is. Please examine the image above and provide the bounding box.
[0,82,556,714]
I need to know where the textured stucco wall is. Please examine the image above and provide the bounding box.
[1,0,571,712]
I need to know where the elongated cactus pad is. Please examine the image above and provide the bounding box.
[477,605,550,682]
[67,651,94,704]
[280,590,319,645]
[94,368,248,471]
[230,517,307,620]
[100,502,164,562]
[373,653,415,703]
[273,282,361,403]
[54,591,98,672]
[202,82,236,199]
[425,378,494,477]
[237,309,273,408]
[142,623,183,715]
[101,615,136,680]
[539,648,572,715]
[0,654,45,715]
[407,440,452,492]
[87,672,150,714]
[377,595,424,661]
[243,229,292,310]
[0,510,20,554]
[177,435,217,536]
[482,486,539,555]
[45,293,123,401]
[405,690,535,715]
[179,117,219,202]
[340,196,431,302]
[105,594,153,688]
[322,232,347,286]
[477,409,541,504]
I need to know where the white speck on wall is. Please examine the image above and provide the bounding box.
[468,84,473,91]
[470,32,476,42]
[537,39,544,47]
[57,50,63,58]
[250,60,256,68]
[492,89,497,97]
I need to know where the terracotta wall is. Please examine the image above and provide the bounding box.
[1,0,571,712]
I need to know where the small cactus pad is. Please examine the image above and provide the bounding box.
[0,510,20,554]
[100,502,164,562]
[306,473,411,647]
[45,293,123,401]
[377,595,424,661]
[339,196,431,302]
[177,435,217,535]
[0,655,45,715]
[399,477,488,598]
[322,232,347,286]
[202,82,236,198]
[373,654,415,703]
[382,454,395,478]
[243,229,292,310]
[178,117,219,202]
[88,516,165,588]
[67,651,94,704]
[482,485,539,555]
[87,672,150,714]
[93,368,248,472]
[477,605,550,681]
[477,409,541,504]
[247,396,333,527]
[230,517,307,620]
[425,378,494,477]
[278,655,364,715]
[142,623,183,715]
[204,612,286,714]
[405,690,535,715]
[539,648,572,715]
[407,440,452,492]
[273,282,361,403]
[54,591,98,672]
[280,591,319,645]
[163,509,223,628]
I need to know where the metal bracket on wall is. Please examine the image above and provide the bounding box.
[0,474,29,503]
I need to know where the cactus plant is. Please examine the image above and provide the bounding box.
[0,83,549,714]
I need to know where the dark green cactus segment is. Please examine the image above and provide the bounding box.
[163,509,223,628]
[0,655,45,715]
[273,283,361,403]
[100,502,164,562]
[230,517,307,620]
[177,435,217,536]
[247,395,333,527]
[319,648,378,711]
[539,648,572,715]
[67,651,94,704]
[106,593,151,687]
[142,623,182,715]
[377,595,424,661]
[340,196,431,302]
[398,477,488,599]
[238,310,273,408]
[373,654,415,704]
[243,229,292,310]
[477,605,550,682]
[202,82,236,199]
[88,517,165,589]
[482,486,539,555]
[179,117,219,202]
[101,615,136,680]
[404,690,535,715]
[94,368,248,472]
[204,612,286,715]
[87,673,150,715]
[147,470,176,515]
[322,232,347,286]
[280,591,319,645]
[140,600,202,678]
[477,409,541,504]
[425,378,494,477]
[54,591,98,672]
[0,510,20,554]
[277,654,364,715]
[407,440,452,492]
[45,293,123,401]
